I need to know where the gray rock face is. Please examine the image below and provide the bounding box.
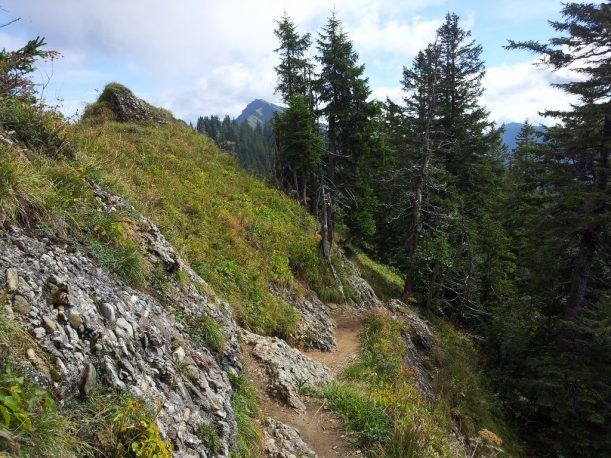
[97,83,169,123]
[264,418,317,458]
[0,208,241,456]
[338,251,382,309]
[389,299,436,399]
[242,330,332,411]
[277,288,336,351]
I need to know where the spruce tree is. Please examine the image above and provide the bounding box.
[273,13,313,103]
[274,94,323,204]
[493,3,611,454]
[316,11,380,248]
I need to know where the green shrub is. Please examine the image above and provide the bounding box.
[0,369,78,457]
[69,389,172,458]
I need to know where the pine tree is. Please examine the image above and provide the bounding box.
[492,4,611,454]
[273,13,313,103]
[316,11,380,249]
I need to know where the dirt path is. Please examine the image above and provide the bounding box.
[307,311,362,376]
[245,309,364,457]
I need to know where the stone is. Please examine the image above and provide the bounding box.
[80,363,97,396]
[12,295,30,315]
[173,346,186,363]
[32,327,46,339]
[99,302,116,321]
[68,311,84,330]
[116,317,134,338]
[242,330,332,411]
[42,315,58,333]
[5,268,18,291]
[264,418,317,458]
[25,348,50,379]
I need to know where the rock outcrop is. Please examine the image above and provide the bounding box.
[338,251,382,309]
[264,418,317,458]
[277,287,336,351]
[241,330,332,412]
[88,83,171,123]
[387,299,436,399]
[0,194,242,456]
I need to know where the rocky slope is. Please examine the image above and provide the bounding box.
[1,188,241,457]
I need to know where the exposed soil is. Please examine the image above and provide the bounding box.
[306,310,363,376]
[245,308,364,457]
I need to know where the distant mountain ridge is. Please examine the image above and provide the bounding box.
[236,100,537,151]
[236,99,284,128]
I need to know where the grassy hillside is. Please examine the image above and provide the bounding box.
[72,90,340,338]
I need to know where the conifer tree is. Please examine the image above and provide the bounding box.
[273,13,313,103]
[491,3,611,454]
[274,94,323,204]
[388,14,506,321]
[272,13,320,203]
[316,11,380,249]
[507,1,610,335]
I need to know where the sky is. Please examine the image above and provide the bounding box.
[0,0,593,125]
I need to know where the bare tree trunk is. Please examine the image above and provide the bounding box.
[293,168,299,199]
[321,184,332,262]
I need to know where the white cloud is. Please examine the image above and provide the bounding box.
[482,60,579,124]
[0,0,577,124]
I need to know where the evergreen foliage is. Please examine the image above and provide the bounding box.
[491,3,611,455]
[0,36,57,102]
[196,114,275,177]
[315,11,382,245]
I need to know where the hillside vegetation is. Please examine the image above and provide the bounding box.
[73,85,341,339]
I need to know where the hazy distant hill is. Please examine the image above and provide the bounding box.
[502,122,545,150]
[236,99,284,128]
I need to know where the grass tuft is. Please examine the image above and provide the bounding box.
[227,369,263,457]
[67,388,172,458]
[188,315,226,355]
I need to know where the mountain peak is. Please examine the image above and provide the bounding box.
[236,99,284,128]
